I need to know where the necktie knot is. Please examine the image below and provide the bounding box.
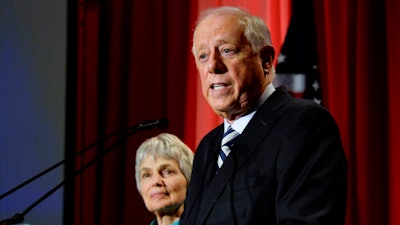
[217,126,240,170]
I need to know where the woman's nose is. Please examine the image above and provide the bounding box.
[151,174,163,186]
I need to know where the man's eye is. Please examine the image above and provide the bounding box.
[222,48,234,55]
[199,53,207,62]
[198,54,208,63]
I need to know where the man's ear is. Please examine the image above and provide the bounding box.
[260,45,275,71]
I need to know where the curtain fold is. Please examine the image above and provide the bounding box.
[73,1,101,224]
[386,1,400,224]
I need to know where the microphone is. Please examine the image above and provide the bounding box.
[136,118,169,130]
[0,118,169,225]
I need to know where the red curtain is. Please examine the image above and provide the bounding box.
[386,1,400,224]
[68,0,400,225]
[314,0,400,224]
[70,0,195,224]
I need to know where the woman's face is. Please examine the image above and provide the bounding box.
[139,155,187,215]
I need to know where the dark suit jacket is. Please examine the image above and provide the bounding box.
[180,87,348,225]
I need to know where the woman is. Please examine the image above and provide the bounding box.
[135,133,194,225]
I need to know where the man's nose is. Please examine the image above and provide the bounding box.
[208,52,227,74]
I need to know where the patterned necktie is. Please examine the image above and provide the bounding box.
[217,126,240,170]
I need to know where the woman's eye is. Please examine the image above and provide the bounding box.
[162,169,174,176]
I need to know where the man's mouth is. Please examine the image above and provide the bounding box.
[211,84,227,90]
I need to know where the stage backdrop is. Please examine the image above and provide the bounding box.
[65,0,400,225]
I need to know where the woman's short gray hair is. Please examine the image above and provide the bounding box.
[135,133,194,191]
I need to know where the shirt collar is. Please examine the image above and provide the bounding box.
[224,83,275,134]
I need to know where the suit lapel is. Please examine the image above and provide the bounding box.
[195,87,291,224]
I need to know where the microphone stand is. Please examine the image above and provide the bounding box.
[0,118,168,225]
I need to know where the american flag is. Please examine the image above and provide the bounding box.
[273,0,322,105]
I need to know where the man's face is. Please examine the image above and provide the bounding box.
[193,14,268,121]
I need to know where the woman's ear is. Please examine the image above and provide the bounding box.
[260,45,275,72]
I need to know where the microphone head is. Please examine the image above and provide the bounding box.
[155,118,169,128]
